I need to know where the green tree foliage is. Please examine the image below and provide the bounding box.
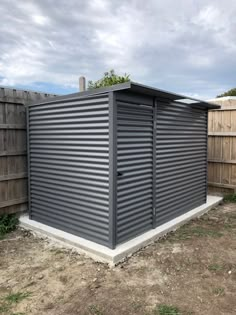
[88,70,130,90]
[217,88,236,98]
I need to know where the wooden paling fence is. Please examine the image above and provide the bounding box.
[208,97,236,194]
[0,87,56,215]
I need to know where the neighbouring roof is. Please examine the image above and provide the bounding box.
[208,96,236,110]
[28,81,221,109]
[208,96,236,102]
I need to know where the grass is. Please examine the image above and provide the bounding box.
[154,304,181,315]
[223,193,236,203]
[0,214,18,239]
[131,301,143,311]
[88,305,104,315]
[0,292,30,314]
[224,194,236,203]
[0,304,9,313]
[5,292,31,304]
[208,263,223,272]
[212,287,225,296]
[224,223,236,230]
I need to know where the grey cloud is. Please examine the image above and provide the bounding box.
[0,0,235,98]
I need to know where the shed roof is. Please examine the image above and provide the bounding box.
[28,81,221,109]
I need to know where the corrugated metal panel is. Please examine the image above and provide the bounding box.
[28,93,110,246]
[116,92,154,244]
[155,101,208,226]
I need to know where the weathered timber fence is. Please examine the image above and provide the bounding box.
[208,97,236,194]
[0,87,56,215]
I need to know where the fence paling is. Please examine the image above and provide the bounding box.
[208,99,236,194]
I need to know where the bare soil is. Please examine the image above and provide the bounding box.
[0,202,236,315]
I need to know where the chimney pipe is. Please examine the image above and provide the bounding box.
[79,76,86,92]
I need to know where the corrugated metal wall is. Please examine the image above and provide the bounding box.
[155,100,208,226]
[115,93,208,244]
[28,93,111,246]
[116,92,154,243]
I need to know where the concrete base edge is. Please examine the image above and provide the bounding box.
[19,195,223,266]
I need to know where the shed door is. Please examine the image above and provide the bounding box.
[116,93,154,244]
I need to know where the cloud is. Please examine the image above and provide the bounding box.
[0,0,235,98]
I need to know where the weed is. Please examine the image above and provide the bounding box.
[154,304,181,315]
[0,214,18,239]
[131,301,143,311]
[224,194,236,203]
[5,292,31,304]
[0,303,10,313]
[88,304,104,315]
[224,223,236,230]
[0,292,30,315]
[208,264,223,271]
[212,287,225,296]
[224,194,236,204]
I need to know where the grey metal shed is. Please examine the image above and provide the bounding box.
[27,82,220,249]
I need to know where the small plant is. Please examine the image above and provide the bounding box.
[212,287,225,296]
[131,301,143,311]
[5,292,31,304]
[0,292,30,315]
[155,304,181,315]
[0,303,10,313]
[223,194,236,203]
[0,214,18,239]
[88,304,104,315]
[208,263,223,271]
[88,70,130,90]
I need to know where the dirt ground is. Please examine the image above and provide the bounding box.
[0,202,236,315]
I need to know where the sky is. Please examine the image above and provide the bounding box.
[0,0,236,99]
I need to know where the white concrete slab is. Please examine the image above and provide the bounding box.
[19,195,223,266]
